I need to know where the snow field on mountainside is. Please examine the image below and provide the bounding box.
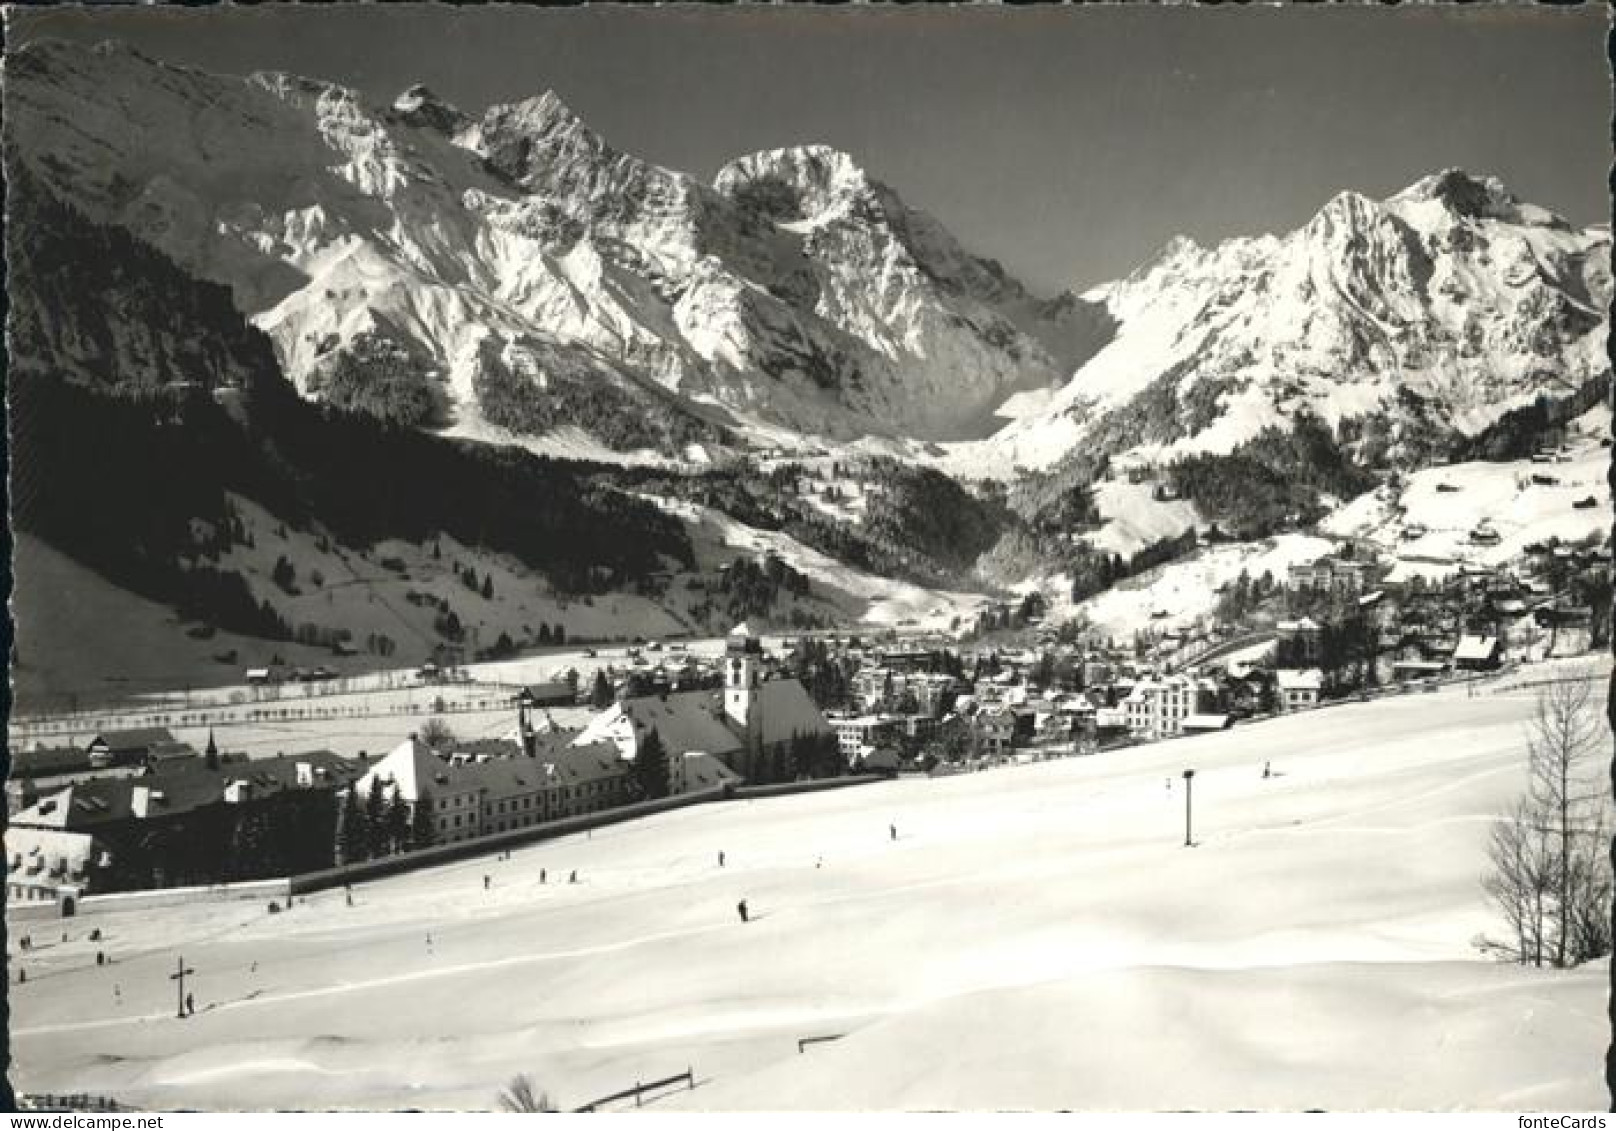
[645,495,991,632]
[1323,430,1610,566]
[1077,535,1336,637]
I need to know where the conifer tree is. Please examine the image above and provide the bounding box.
[633,727,671,800]
[385,784,411,855]
[411,788,436,850]
[365,775,389,858]
[339,787,368,865]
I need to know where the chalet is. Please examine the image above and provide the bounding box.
[1274,669,1324,712]
[86,728,186,770]
[1181,713,1233,735]
[1452,635,1501,671]
[515,682,576,709]
[975,707,1020,758]
[1391,659,1446,683]
[1226,670,1272,717]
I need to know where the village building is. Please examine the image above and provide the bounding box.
[828,714,902,762]
[1181,713,1234,735]
[573,626,833,783]
[1452,634,1502,672]
[975,706,1021,758]
[1275,669,1325,712]
[351,731,631,848]
[8,750,359,896]
[1121,675,1222,740]
[1288,557,1372,595]
[85,727,191,770]
[514,682,577,710]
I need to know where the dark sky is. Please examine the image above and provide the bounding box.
[8,4,1609,293]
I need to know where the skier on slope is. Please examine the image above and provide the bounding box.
[737,899,749,924]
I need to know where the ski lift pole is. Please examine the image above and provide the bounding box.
[1182,769,1196,847]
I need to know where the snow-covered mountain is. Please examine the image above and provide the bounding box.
[945,169,1610,479]
[4,38,1106,449]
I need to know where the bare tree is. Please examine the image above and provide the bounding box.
[1480,670,1611,967]
[1527,674,1605,966]
[497,1074,556,1113]
[419,716,457,753]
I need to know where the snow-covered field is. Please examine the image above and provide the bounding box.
[1324,417,1610,567]
[11,670,1607,1111]
[1086,479,1203,557]
[1079,534,1335,637]
[647,495,992,632]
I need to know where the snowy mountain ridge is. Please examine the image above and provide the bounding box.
[4,37,1104,447]
[942,169,1610,479]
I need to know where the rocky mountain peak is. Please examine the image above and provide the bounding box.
[1387,167,1568,230]
[715,145,876,222]
[391,83,470,135]
[476,88,632,193]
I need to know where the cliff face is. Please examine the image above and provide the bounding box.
[6,39,1103,448]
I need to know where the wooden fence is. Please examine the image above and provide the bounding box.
[797,1033,846,1053]
[572,1068,695,1112]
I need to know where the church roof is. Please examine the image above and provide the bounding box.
[754,679,832,746]
[622,691,744,758]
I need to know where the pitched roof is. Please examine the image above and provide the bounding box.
[755,678,832,746]
[12,746,90,777]
[1275,669,1324,692]
[355,736,445,801]
[12,750,360,830]
[620,691,744,758]
[1454,635,1500,662]
[677,751,743,791]
[6,826,95,884]
[517,682,573,702]
[89,727,177,752]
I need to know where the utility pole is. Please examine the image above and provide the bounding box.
[170,955,195,1018]
[1182,769,1196,847]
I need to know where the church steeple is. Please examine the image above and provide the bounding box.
[723,626,763,772]
[205,729,219,769]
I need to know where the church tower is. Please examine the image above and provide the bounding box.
[723,627,763,773]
